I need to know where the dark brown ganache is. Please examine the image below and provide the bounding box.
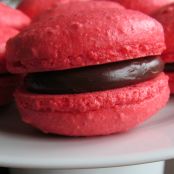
[24,56,164,94]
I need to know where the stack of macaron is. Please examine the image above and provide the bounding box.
[113,0,174,14]
[0,2,30,106]
[152,3,174,93]
[6,1,169,136]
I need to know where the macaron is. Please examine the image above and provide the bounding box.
[0,2,30,30]
[0,3,30,106]
[114,0,174,14]
[7,1,169,136]
[0,25,19,106]
[152,3,174,93]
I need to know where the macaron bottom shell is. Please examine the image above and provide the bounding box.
[0,75,19,106]
[15,73,169,136]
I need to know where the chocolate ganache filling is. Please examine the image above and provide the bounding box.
[25,56,164,94]
[164,63,174,72]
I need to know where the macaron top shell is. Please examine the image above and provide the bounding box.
[0,2,30,30]
[0,25,18,73]
[6,1,165,74]
[114,0,174,14]
[153,3,174,63]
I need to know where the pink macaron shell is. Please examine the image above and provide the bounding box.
[114,0,174,14]
[0,2,30,30]
[152,3,174,63]
[0,26,19,73]
[0,75,20,106]
[15,73,169,136]
[6,3,165,74]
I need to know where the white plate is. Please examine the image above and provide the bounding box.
[0,97,174,169]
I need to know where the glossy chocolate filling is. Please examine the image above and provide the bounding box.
[164,63,174,72]
[25,56,163,94]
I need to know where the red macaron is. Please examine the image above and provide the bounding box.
[0,26,18,73]
[114,0,174,14]
[152,3,174,93]
[0,2,30,30]
[0,26,19,106]
[7,1,169,136]
[0,3,30,106]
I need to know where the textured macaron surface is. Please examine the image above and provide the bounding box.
[0,26,18,73]
[7,1,165,73]
[0,2,30,30]
[15,73,169,136]
[153,3,174,63]
[114,0,174,14]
